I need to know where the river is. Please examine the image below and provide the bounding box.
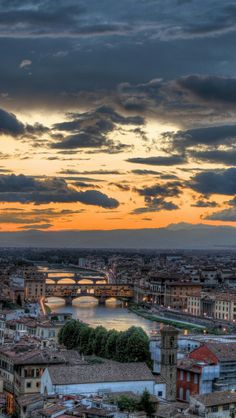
[41,265,160,334]
[46,297,159,334]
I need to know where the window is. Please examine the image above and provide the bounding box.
[211,406,218,412]
[186,389,190,401]
[26,382,31,388]
[194,374,198,384]
[223,404,229,411]
[187,372,191,382]
[157,391,162,397]
[180,370,184,380]
[179,387,183,400]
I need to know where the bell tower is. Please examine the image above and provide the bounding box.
[160,325,178,401]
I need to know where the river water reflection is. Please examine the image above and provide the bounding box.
[46,297,160,334]
[42,265,160,334]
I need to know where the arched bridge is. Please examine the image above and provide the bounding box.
[46,275,107,284]
[45,283,134,304]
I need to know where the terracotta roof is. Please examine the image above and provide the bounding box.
[193,390,236,407]
[206,342,236,362]
[0,344,82,366]
[48,362,154,385]
[177,358,204,374]
[17,394,43,407]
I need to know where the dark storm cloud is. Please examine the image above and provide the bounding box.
[0,0,236,40]
[131,169,161,175]
[0,107,49,139]
[19,223,53,230]
[136,181,182,198]
[177,75,236,105]
[73,181,100,188]
[127,156,186,166]
[131,199,179,214]
[60,169,123,175]
[191,200,218,208]
[190,168,236,195]
[132,181,181,214]
[0,174,119,207]
[205,208,236,221]
[0,207,84,226]
[0,108,24,136]
[163,125,236,152]
[109,183,130,191]
[54,106,144,131]
[51,106,142,152]
[1,0,236,114]
[192,149,236,165]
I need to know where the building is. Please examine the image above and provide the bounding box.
[0,342,83,413]
[177,358,220,402]
[187,292,236,322]
[189,342,236,391]
[200,267,219,286]
[0,314,5,345]
[165,282,201,310]
[23,268,46,302]
[41,362,162,397]
[160,326,178,401]
[190,391,236,417]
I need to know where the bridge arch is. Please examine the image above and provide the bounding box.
[46,279,56,284]
[57,278,76,284]
[72,296,98,304]
[76,278,94,284]
[45,296,66,305]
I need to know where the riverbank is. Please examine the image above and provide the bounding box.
[128,303,206,332]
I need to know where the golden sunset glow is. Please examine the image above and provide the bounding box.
[0,0,236,245]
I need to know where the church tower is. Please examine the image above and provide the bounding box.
[160,325,178,401]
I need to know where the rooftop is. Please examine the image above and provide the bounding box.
[48,362,154,385]
[193,390,236,407]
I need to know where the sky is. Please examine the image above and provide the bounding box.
[1,0,236,241]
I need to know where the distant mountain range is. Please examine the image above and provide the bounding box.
[0,223,236,248]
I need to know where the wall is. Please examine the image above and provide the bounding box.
[41,370,155,397]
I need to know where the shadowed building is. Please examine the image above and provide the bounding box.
[160,325,178,401]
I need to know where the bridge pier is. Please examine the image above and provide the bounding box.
[65,296,73,305]
[98,296,106,305]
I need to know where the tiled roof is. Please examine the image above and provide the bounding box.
[48,362,154,385]
[193,390,236,407]
[206,342,236,362]
[0,344,82,365]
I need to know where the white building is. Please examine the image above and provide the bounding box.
[190,391,236,417]
[187,292,236,322]
[41,362,166,399]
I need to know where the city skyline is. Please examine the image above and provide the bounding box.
[1,0,236,242]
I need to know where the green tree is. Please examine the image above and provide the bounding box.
[87,328,96,354]
[126,329,150,363]
[78,325,94,354]
[139,390,156,417]
[92,326,108,356]
[117,395,138,412]
[105,330,119,359]
[115,331,129,361]
[58,319,80,349]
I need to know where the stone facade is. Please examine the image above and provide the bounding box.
[160,326,178,401]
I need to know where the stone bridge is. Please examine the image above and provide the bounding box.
[45,283,134,304]
[46,275,107,284]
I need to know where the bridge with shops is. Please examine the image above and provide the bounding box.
[45,283,134,304]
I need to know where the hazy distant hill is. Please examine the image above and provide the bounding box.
[0,223,236,249]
